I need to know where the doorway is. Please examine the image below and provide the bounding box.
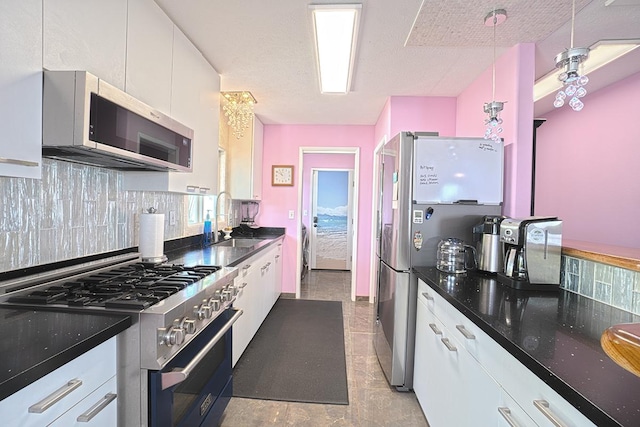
[296,147,360,301]
[309,169,354,271]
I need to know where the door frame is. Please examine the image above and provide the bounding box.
[309,168,354,271]
[369,136,386,303]
[296,147,360,301]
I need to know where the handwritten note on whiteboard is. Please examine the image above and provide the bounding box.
[412,137,503,204]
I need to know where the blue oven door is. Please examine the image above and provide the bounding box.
[149,308,242,427]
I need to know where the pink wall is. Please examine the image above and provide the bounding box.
[389,96,457,138]
[259,125,375,296]
[456,43,535,217]
[535,71,640,248]
[301,154,355,229]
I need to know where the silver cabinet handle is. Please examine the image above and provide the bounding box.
[0,157,39,167]
[429,323,442,335]
[498,407,521,427]
[456,324,476,340]
[186,185,199,193]
[77,392,117,422]
[161,309,243,390]
[533,400,568,427]
[421,292,434,301]
[441,337,457,352]
[239,282,248,288]
[29,379,83,413]
[198,187,210,194]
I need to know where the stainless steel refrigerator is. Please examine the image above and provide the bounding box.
[374,132,503,390]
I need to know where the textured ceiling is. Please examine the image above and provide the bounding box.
[154,0,640,125]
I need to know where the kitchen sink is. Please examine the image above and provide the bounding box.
[216,238,264,248]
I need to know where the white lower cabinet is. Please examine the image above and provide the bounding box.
[415,279,595,427]
[0,338,117,427]
[232,243,283,366]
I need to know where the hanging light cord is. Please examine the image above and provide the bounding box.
[570,0,575,48]
[492,10,497,101]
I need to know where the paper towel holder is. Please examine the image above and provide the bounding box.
[140,207,168,264]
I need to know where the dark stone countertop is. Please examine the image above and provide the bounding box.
[0,308,131,401]
[166,232,285,268]
[413,267,640,427]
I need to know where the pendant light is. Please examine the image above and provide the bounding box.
[483,9,506,142]
[553,0,589,111]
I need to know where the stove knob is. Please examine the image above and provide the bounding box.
[221,290,232,302]
[194,303,212,320]
[161,327,185,347]
[201,304,212,319]
[229,284,239,296]
[183,319,196,334]
[214,290,222,299]
[210,298,221,311]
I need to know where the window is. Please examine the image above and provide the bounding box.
[187,148,227,225]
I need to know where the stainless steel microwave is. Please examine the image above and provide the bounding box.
[43,71,193,172]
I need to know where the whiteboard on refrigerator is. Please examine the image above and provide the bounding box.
[412,137,503,204]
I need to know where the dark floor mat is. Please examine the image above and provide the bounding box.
[232,299,349,405]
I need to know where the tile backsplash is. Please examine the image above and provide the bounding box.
[561,255,640,315]
[0,159,191,272]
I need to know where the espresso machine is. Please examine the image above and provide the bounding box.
[497,217,563,290]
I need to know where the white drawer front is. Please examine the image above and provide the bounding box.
[48,376,117,427]
[0,338,116,427]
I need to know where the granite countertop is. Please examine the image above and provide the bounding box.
[166,232,285,267]
[0,308,131,401]
[413,267,640,426]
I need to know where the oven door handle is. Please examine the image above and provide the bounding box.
[160,308,244,390]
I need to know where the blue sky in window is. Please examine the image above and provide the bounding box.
[318,171,348,216]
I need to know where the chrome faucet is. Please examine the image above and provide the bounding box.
[213,191,233,243]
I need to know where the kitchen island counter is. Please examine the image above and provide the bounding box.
[413,266,640,427]
[0,308,131,402]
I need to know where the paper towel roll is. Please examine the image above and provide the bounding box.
[139,212,165,262]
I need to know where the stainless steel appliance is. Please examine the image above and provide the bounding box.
[43,71,193,172]
[472,215,505,273]
[374,132,503,390]
[498,216,563,290]
[0,253,240,426]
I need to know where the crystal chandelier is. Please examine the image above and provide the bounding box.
[221,91,257,139]
[553,0,589,111]
[483,9,507,142]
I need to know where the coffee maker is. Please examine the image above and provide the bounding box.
[472,215,505,273]
[497,217,563,290]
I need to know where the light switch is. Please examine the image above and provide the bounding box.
[288,210,295,219]
[169,211,176,226]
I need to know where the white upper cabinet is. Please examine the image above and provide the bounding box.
[123,24,220,194]
[227,115,264,200]
[43,0,127,90]
[0,0,42,179]
[125,0,173,114]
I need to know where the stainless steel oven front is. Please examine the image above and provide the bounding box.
[148,307,242,427]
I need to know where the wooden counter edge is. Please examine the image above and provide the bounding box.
[562,240,640,272]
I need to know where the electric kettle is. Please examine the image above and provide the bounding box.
[436,238,476,274]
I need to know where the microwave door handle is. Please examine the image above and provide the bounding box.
[160,308,243,390]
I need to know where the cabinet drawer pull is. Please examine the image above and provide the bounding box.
[198,187,210,194]
[428,323,442,335]
[0,157,39,167]
[186,185,199,193]
[239,282,248,288]
[441,337,457,352]
[77,392,117,422]
[421,292,434,301]
[456,324,476,340]
[498,407,521,427]
[533,400,568,427]
[28,379,83,413]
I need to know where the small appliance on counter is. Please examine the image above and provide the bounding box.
[498,216,563,290]
[436,238,476,274]
[472,215,505,274]
[240,201,260,226]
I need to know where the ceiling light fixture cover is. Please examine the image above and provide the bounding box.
[483,9,506,142]
[310,4,361,94]
[221,91,257,139]
[553,0,589,111]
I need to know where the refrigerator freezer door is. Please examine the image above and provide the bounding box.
[374,261,416,389]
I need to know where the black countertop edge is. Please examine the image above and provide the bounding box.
[0,311,131,402]
[412,267,622,427]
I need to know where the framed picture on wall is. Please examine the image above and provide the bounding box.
[272,165,294,186]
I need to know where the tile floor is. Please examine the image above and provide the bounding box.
[219,270,429,426]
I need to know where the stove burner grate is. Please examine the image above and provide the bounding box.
[6,263,221,310]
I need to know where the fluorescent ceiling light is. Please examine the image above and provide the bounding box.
[534,40,640,101]
[310,4,361,94]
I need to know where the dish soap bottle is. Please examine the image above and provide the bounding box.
[203,210,212,246]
